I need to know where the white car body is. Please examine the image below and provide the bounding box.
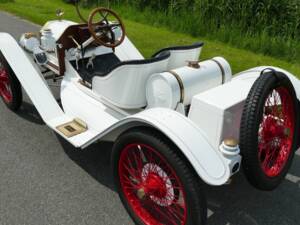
[0,18,299,187]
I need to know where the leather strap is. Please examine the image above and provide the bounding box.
[211,59,226,84]
[168,70,185,103]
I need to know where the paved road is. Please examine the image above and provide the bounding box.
[0,11,300,225]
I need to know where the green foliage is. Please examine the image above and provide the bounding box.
[1,0,300,76]
[0,0,14,3]
[77,0,300,62]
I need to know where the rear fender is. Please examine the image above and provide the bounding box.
[98,108,233,186]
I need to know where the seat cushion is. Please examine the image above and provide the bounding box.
[91,51,171,109]
[152,42,204,58]
[70,53,121,83]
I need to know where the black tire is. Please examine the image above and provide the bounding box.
[0,53,22,111]
[240,72,299,191]
[112,128,207,225]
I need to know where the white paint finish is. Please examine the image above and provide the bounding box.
[189,66,300,149]
[189,77,255,148]
[92,56,170,109]
[126,109,233,185]
[235,66,300,100]
[109,109,234,185]
[0,33,101,148]
[115,37,144,61]
[61,74,233,185]
[146,57,232,109]
[146,72,181,109]
[42,20,77,40]
[61,77,122,132]
[19,35,40,53]
[165,46,202,70]
[0,33,64,122]
[45,114,100,148]
[5,16,300,186]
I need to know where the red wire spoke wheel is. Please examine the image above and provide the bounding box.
[240,71,299,191]
[0,54,22,111]
[0,62,13,103]
[112,129,207,225]
[258,88,295,177]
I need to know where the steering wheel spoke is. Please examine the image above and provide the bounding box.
[88,7,126,48]
[99,11,109,22]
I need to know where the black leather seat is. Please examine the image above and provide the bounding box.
[152,42,204,70]
[91,51,171,109]
[72,51,170,83]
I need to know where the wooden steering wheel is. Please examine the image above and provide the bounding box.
[88,8,126,48]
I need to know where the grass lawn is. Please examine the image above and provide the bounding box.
[0,0,299,77]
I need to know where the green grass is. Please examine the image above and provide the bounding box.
[96,0,300,63]
[0,0,300,77]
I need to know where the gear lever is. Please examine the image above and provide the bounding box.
[75,50,81,70]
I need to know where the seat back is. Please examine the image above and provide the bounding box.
[152,42,204,70]
[92,51,170,109]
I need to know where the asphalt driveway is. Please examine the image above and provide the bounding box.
[0,11,299,225]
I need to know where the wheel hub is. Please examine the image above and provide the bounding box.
[141,172,167,198]
[141,163,175,206]
[262,116,287,140]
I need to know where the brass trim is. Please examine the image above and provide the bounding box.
[168,70,185,103]
[24,32,38,39]
[211,59,226,84]
[224,138,238,147]
[187,60,200,69]
[137,188,146,200]
[46,61,59,71]
[56,118,88,138]
[78,79,92,89]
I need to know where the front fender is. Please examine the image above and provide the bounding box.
[0,33,64,122]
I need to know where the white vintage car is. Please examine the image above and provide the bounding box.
[0,1,299,225]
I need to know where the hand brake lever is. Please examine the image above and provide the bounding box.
[68,35,81,49]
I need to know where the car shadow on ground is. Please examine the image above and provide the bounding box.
[57,135,300,225]
[16,101,45,125]
[17,90,61,126]
[58,137,116,190]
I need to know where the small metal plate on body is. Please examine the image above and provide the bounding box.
[56,119,88,138]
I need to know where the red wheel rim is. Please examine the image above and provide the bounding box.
[0,62,12,103]
[119,143,187,225]
[258,87,295,177]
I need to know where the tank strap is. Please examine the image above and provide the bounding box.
[168,70,185,103]
[211,59,225,84]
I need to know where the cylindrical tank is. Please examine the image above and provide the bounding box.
[146,57,232,109]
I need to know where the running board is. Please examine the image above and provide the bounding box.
[0,33,99,148]
[47,116,99,148]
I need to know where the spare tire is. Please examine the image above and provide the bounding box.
[240,70,299,191]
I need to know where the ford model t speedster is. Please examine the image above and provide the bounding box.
[0,1,299,224]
